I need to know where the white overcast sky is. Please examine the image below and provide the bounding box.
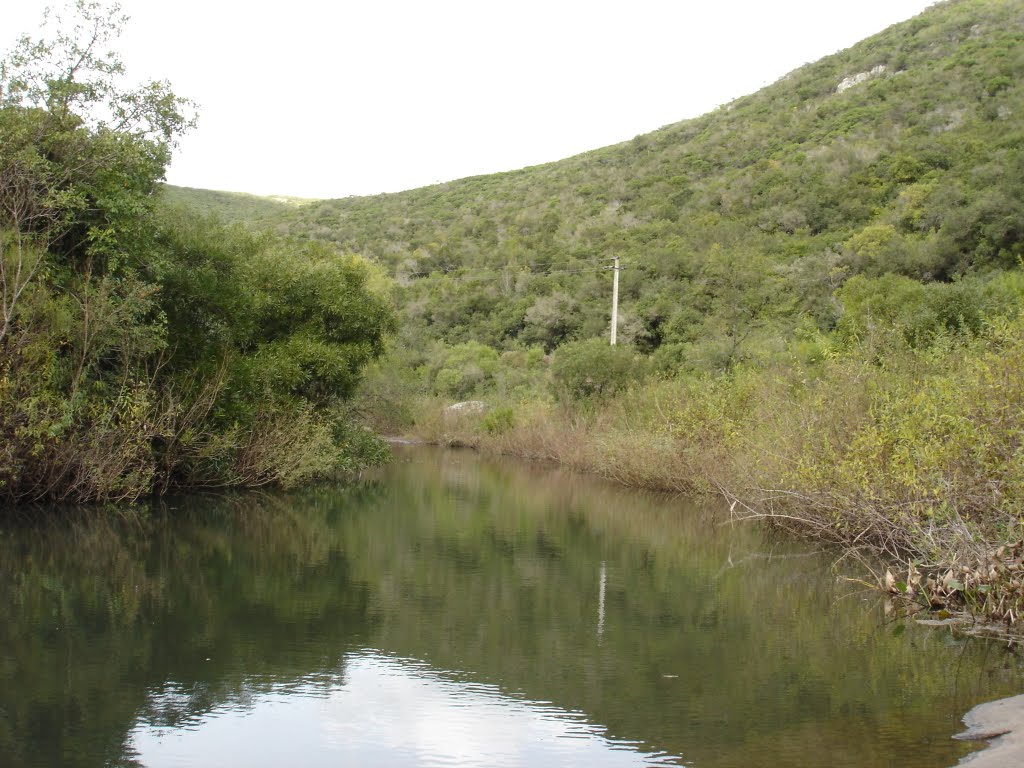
[4,0,937,200]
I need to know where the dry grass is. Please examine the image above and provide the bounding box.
[401,321,1024,633]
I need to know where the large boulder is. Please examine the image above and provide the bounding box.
[444,400,487,416]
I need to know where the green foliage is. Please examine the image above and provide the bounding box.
[0,1,195,142]
[423,317,1024,627]
[427,340,501,399]
[836,270,1024,348]
[145,0,1024,605]
[199,0,1023,629]
[480,406,515,435]
[519,291,583,351]
[0,3,394,503]
[173,0,1024,385]
[550,339,646,402]
[775,316,1024,565]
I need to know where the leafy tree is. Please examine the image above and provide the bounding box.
[0,2,394,503]
[550,339,646,403]
[520,291,583,351]
[427,341,500,399]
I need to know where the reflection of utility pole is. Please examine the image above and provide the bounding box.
[597,561,607,639]
[604,257,621,345]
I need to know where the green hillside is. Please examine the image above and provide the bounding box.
[160,186,309,224]
[169,0,1023,366]
[164,0,1024,630]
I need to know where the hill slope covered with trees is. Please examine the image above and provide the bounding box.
[171,0,1024,631]
[173,0,1022,366]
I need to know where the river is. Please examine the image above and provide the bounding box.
[1,445,1021,767]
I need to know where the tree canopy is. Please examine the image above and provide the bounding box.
[0,1,395,504]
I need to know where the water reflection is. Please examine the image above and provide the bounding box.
[1,445,1023,768]
[129,652,682,767]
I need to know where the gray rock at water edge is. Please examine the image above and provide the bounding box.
[955,694,1024,767]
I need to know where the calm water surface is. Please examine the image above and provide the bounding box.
[1,445,1023,767]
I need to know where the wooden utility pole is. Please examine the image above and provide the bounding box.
[607,256,620,346]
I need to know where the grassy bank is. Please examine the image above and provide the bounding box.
[366,316,1024,635]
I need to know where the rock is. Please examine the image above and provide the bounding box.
[955,694,1024,766]
[444,401,487,416]
[836,65,887,93]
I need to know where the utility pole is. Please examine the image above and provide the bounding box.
[605,256,621,345]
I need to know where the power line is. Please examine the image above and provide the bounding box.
[407,256,607,275]
[402,258,626,284]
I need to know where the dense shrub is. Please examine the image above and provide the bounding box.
[427,341,501,399]
[0,3,394,503]
[550,339,647,402]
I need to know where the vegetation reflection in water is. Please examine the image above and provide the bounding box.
[1,445,1023,768]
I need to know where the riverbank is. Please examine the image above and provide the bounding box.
[378,321,1024,638]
